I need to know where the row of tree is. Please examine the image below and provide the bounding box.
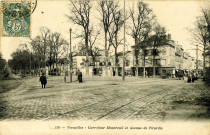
[8,0,169,77]
[5,0,210,79]
[190,8,210,78]
[8,29,68,76]
[0,53,7,79]
[68,0,168,77]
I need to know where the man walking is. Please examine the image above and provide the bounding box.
[78,70,82,83]
[40,73,47,88]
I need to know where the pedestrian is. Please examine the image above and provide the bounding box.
[175,70,178,79]
[191,71,195,83]
[187,71,191,83]
[40,73,47,88]
[78,70,82,83]
[145,70,147,78]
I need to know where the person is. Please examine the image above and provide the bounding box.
[40,73,47,88]
[78,70,82,83]
[145,70,148,78]
[191,71,195,83]
[175,70,178,79]
[187,71,191,83]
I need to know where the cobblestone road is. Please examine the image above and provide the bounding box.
[0,75,208,121]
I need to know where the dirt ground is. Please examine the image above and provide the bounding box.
[0,79,21,93]
[164,81,210,121]
[0,75,209,121]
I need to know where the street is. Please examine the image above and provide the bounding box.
[0,76,209,121]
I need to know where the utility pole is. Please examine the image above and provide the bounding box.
[196,44,198,78]
[122,0,125,81]
[196,44,198,70]
[30,51,32,76]
[70,28,72,83]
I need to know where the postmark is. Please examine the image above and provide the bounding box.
[1,1,37,37]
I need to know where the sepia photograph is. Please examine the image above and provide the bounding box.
[0,0,209,134]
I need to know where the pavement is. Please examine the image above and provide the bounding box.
[0,75,209,121]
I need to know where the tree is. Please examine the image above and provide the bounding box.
[30,27,68,76]
[40,27,50,69]
[190,8,210,78]
[108,1,125,76]
[8,47,31,75]
[73,24,101,75]
[50,32,68,75]
[139,24,152,78]
[98,0,116,76]
[88,26,101,71]
[146,24,167,78]
[129,1,155,76]
[67,0,92,76]
[0,53,6,72]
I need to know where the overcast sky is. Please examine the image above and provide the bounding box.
[0,0,206,60]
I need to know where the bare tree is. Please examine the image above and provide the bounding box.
[40,27,50,69]
[190,8,210,78]
[128,1,155,77]
[140,24,152,78]
[76,26,101,75]
[98,0,116,76]
[88,27,101,72]
[30,27,68,76]
[151,24,167,78]
[50,32,68,75]
[67,0,92,76]
[108,1,125,76]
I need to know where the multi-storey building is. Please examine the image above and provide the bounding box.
[129,35,177,77]
[175,44,184,70]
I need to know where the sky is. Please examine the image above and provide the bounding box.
[0,0,207,60]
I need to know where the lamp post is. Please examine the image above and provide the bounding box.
[64,58,66,82]
[122,0,125,81]
[196,44,198,76]
[69,28,72,82]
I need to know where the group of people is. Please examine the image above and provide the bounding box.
[186,70,198,83]
[175,70,198,83]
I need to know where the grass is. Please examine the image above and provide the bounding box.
[0,79,21,93]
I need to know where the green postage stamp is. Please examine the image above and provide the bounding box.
[1,1,31,37]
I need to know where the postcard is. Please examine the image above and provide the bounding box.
[0,0,209,135]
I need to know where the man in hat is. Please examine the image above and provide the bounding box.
[40,73,47,88]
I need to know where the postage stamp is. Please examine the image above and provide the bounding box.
[1,1,36,37]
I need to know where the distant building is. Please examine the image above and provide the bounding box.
[175,44,184,70]
[129,35,176,77]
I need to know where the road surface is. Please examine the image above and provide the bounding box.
[0,75,209,121]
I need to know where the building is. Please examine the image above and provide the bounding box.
[130,35,176,77]
[175,44,184,70]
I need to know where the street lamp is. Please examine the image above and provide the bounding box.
[122,0,125,81]
[69,28,72,83]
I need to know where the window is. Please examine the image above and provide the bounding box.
[153,59,160,66]
[162,48,166,55]
[161,59,166,66]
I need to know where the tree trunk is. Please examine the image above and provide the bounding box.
[56,54,58,76]
[114,33,118,76]
[143,54,146,78]
[115,48,118,76]
[38,60,41,77]
[105,31,108,76]
[53,60,55,75]
[49,53,52,75]
[153,55,156,78]
[135,38,138,77]
[92,56,96,76]
[85,32,89,76]
[203,42,206,79]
